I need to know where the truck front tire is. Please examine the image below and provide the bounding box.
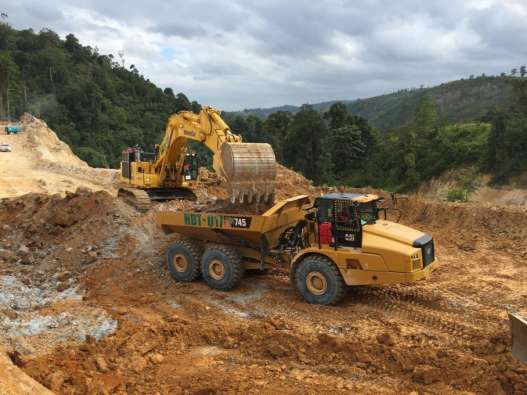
[166,238,202,282]
[294,255,346,305]
[201,245,243,291]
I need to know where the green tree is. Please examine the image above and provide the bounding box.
[322,102,376,184]
[0,52,19,117]
[163,87,175,98]
[225,114,248,137]
[487,78,527,181]
[174,92,192,111]
[245,115,265,142]
[263,111,291,162]
[414,96,438,129]
[324,102,349,129]
[191,100,201,114]
[283,104,326,183]
[324,124,366,179]
[64,33,81,54]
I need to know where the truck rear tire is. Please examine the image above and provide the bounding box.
[201,245,243,291]
[294,255,346,305]
[166,238,202,282]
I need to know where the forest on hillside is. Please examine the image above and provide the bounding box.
[1,24,525,196]
[224,78,527,195]
[0,23,201,167]
[241,75,518,131]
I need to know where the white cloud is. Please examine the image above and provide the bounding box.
[2,0,527,109]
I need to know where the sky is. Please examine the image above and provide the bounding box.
[2,0,527,110]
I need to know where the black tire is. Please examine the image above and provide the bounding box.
[294,255,346,305]
[200,244,243,291]
[166,238,202,282]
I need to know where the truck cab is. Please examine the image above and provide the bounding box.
[314,192,383,248]
[287,192,438,303]
[5,125,21,135]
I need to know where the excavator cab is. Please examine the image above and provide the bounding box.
[182,153,199,181]
[121,147,198,182]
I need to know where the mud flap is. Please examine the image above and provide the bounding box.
[508,311,527,364]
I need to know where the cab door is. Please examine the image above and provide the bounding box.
[333,200,362,248]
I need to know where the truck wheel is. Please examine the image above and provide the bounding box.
[294,255,346,305]
[166,238,202,282]
[201,245,243,291]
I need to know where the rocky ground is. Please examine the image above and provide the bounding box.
[0,189,525,394]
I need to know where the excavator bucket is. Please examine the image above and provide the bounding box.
[509,311,527,364]
[220,142,277,204]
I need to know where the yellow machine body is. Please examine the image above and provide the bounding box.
[120,106,277,206]
[156,194,438,297]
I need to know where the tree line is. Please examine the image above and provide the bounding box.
[1,23,525,193]
[225,76,526,193]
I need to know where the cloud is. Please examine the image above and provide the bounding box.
[2,0,527,109]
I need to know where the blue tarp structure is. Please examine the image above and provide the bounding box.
[5,125,21,134]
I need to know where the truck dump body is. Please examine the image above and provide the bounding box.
[156,195,311,249]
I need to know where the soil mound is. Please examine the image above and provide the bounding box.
[398,197,527,257]
[0,114,117,198]
[275,164,316,200]
[19,114,87,167]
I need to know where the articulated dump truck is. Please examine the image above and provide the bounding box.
[156,193,438,305]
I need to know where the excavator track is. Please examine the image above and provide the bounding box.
[118,187,197,212]
[118,188,151,212]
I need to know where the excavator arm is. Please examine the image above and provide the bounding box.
[154,106,276,203]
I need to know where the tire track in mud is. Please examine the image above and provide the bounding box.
[351,285,505,341]
[165,273,510,346]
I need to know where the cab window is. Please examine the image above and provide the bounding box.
[335,205,355,230]
[316,201,333,222]
[359,202,378,225]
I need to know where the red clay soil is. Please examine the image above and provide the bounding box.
[0,190,525,394]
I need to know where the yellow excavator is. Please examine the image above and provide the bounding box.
[119,106,277,210]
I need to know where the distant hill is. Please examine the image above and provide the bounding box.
[240,76,514,130]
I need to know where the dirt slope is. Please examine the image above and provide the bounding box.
[417,171,527,206]
[0,116,117,198]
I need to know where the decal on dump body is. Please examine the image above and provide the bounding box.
[183,213,252,229]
